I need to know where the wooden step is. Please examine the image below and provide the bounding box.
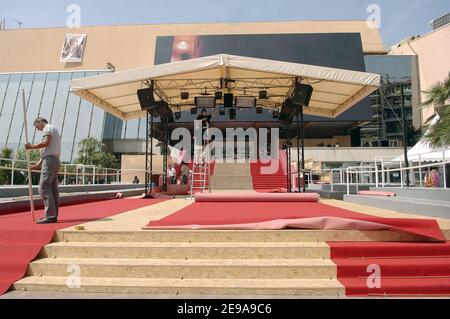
[41,241,330,259]
[14,276,344,296]
[28,257,336,279]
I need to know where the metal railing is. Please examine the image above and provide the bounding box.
[345,159,450,195]
[0,157,150,186]
[375,150,448,188]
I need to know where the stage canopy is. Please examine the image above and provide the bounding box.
[70,54,381,120]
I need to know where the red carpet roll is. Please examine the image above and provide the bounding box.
[194,192,319,202]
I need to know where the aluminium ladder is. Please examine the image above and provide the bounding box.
[189,120,212,198]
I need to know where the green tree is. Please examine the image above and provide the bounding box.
[75,137,103,165]
[422,73,450,148]
[74,137,119,169]
[15,149,42,184]
[0,147,13,185]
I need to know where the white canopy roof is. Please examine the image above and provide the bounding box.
[70,54,381,120]
[392,115,450,162]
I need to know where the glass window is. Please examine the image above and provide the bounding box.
[6,73,35,152]
[15,73,47,153]
[124,118,139,139]
[0,73,22,147]
[32,72,59,143]
[60,72,85,162]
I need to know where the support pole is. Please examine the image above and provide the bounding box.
[400,83,410,187]
[21,89,35,222]
[144,110,154,197]
[300,104,305,193]
[150,113,153,194]
[296,111,300,192]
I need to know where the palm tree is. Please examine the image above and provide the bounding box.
[421,72,450,148]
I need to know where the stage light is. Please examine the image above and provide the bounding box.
[256,107,263,113]
[175,111,181,119]
[219,106,225,115]
[229,108,236,120]
[259,90,268,99]
[180,91,189,100]
[190,107,197,114]
[235,96,256,108]
[195,96,216,108]
[272,109,279,118]
[215,91,223,100]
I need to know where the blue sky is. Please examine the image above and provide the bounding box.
[1,0,448,45]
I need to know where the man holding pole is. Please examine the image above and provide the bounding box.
[25,117,61,224]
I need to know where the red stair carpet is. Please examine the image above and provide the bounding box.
[251,159,287,190]
[146,201,445,241]
[0,198,166,295]
[328,241,450,296]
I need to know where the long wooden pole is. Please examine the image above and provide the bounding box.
[21,89,35,222]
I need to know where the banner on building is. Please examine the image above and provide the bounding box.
[60,34,87,63]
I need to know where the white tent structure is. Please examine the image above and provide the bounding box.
[392,115,450,162]
[70,54,381,120]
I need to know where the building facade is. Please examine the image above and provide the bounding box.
[0,20,423,164]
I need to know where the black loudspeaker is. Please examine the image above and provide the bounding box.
[137,87,156,111]
[154,100,174,122]
[229,108,236,120]
[223,93,234,108]
[259,90,268,99]
[292,83,313,106]
[280,98,297,122]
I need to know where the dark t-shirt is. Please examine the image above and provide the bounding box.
[196,114,212,128]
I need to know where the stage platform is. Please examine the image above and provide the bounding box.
[3,193,450,298]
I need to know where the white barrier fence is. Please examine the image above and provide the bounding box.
[345,159,450,195]
[0,158,150,186]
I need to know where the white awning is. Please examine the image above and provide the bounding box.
[392,115,450,162]
[70,54,381,120]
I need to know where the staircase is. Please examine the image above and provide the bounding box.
[210,163,253,190]
[329,241,450,296]
[13,230,345,296]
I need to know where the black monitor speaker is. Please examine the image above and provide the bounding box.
[223,93,234,108]
[292,83,313,106]
[137,87,156,111]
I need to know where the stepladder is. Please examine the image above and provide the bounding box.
[189,120,212,198]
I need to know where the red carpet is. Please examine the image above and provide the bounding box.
[194,192,319,202]
[0,198,166,295]
[328,241,450,296]
[250,159,287,190]
[146,201,444,241]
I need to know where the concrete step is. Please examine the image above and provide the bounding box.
[213,163,251,176]
[210,163,253,190]
[28,257,336,279]
[41,241,330,259]
[55,229,427,243]
[344,194,450,219]
[14,276,344,296]
[370,187,450,202]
